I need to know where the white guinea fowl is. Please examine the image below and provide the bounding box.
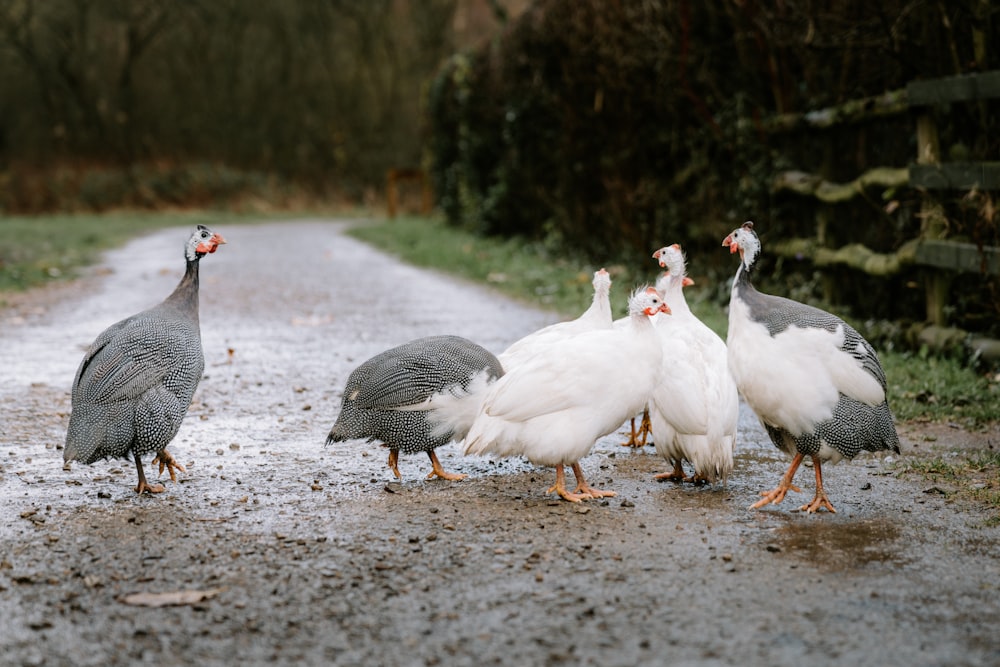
[723,221,900,513]
[498,268,612,371]
[464,286,670,502]
[648,243,739,484]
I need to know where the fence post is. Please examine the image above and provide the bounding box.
[915,113,950,326]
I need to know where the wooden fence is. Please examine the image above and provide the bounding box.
[763,70,1000,362]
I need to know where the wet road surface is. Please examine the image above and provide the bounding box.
[1,220,998,666]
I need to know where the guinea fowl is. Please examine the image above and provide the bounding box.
[64,224,226,494]
[464,287,670,502]
[498,268,612,371]
[326,335,504,481]
[722,221,899,512]
[648,243,738,484]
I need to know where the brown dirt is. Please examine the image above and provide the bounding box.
[1,220,998,667]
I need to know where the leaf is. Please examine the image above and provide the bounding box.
[120,588,224,607]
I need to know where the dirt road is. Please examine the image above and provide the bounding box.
[1,220,998,666]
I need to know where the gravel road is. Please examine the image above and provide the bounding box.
[1,219,998,667]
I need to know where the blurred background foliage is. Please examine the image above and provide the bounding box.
[1,0,998,349]
[0,0,489,208]
[425,0,999,344]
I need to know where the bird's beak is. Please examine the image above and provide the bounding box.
[197,233,227,254]
[682,277,695,287]
[651,248,666,267]
[722,234,738,253]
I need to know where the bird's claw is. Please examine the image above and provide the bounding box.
[152,450,187,483]
[749,483,801,509]
[547,484,589,503]
[426,469,467,481]
[799,493,837,514]
[135,480,166,494]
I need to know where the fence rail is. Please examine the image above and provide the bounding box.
[764,70,1000,360]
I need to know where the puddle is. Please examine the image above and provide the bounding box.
[761,515,906,570]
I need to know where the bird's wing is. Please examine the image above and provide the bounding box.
[650,334,709,434]
[484,331,636,423]
[349,342,491,410]
[72,314,193,405]
[757,293,886,404]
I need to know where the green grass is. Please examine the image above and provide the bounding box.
[0,208,355,296]
[347,216,1000,428]
[347,216,730,331]
[3,211,997,429]
[0,210,250,294]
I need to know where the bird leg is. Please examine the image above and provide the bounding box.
[636,409,653,446]
[620,409,652,447]
[425,450,467,481]
[620,417,641,447]
[654,460,689,483]
[799,456,837,514]
[387,450,402,479]
[546,464,590,503]
[151,448,187,483]
[750,452,805,509]
[570,462,616,499]
[133,452,165,495]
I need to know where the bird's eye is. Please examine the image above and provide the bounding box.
[201,232,210,238]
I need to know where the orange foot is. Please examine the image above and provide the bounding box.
[799,459,836,513]
[620,410,652,447]
[388,450,402,480]
[750,452,806,510]
[800,492,837,514]
[546,464,591,502]
[654,460,689,483]
[135,479,166,494]
[570,463,616,499]
[152,448,187,482]
[426,450,467,481]
[133,452,166,494]
[750,483,802,508]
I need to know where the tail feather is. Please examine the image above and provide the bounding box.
[425,370,498,442]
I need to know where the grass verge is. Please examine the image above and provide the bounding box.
[0,208,357,296]
[348,216,1000,428]
[3,212,997,428]
[893,451,1000,526]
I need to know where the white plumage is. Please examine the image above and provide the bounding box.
[647,244,739,484]
[465,286,670,501]
[723,221,899,513]
[498,268,612,371]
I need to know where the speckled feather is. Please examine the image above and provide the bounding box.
[727,224,899,462]
[737,284,887,389]
[326,335,504,455]
[64,226,215,466]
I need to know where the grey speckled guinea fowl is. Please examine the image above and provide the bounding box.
[326,335,504,481]
[64,225,226,494]
[723,221,899,514]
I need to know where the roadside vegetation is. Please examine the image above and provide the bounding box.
[348,216,1000,428]
[0,209,349,294]
[894,451,1000,526]
[3,211,997,427]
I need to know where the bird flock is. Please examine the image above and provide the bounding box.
[63,221,900,514]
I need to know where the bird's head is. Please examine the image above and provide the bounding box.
[592,268,612,294]
[722,221,759,269]
[630,286,671,318]
[651,243,695,287]
[186,225,227,262]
